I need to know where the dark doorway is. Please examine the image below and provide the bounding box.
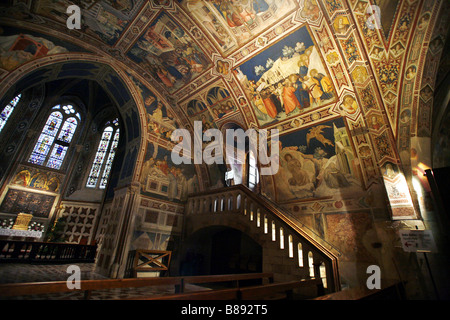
[179,226,262,278]
[211,228,262,275]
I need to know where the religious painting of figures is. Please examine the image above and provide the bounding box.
[0,188,56,218]
[0,26,86,71]
[35,0,144,45]
[129,75,179,142]
[273,118,364,202]
[208,163,227,189]
[11,167,61,193]
[185,86,238,130]
[234,26,337,128]
[182,0,298,54]
[185,99,216,135]
[372,0,400,38]
[127,12,212,93]
[140,142,199,203]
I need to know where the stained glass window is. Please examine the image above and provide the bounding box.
[99,129,120,189]
[29,112,63,166]
[46,117,78,169]
[0,94,21,134]
[57,117,77,143]
[86,120,120,189]
[86,127,113,188]
[29,105,80,169]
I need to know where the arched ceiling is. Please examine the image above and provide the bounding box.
[0,0,449,199]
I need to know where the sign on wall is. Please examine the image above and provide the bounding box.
[399,229,437,253]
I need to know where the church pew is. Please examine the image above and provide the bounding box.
[179,272,274,292]
[119,279,322,300]
[0,277,183,298]
[129,288,241,300]
[312,280,406,300]
[239,279,323,300]
[0,272,273,299]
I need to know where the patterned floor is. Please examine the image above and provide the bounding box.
[0,263,209,300]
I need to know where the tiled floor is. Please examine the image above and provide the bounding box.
[0,262,106,284]
[0,263,209,300]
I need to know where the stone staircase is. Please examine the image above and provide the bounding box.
[183,185,341,294]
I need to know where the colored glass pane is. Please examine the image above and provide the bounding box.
[99,129,120,189]
[86,127,113,188]
[62,104,75,115]
[29,112,63,165]
[0,94,21,134]
[47,144,68,169]
[57,117,78,143]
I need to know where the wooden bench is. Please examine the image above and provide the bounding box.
[0,272,273,299]
[312,280,405,300]
[131,288,241,300]
[180,272,273,292]
[240,279,322,300]
[0,277,184,299]
[122,278,323,300]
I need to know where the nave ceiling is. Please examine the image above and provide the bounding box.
[0,0,448,214]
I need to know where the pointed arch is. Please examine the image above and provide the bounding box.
[0,94,21,134]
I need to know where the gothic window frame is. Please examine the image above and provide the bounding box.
[28,103,81,170]
[86,119,120,190]
[0,93,22,134]
[247,150,259,191]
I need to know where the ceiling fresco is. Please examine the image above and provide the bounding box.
[0,0,448,217]
[34,0,145,45]
[126,11,213,93]
[179,0,299,55]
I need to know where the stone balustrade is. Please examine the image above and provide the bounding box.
[185,185,340,293]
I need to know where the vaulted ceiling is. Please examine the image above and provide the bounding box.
[0,0,448,196]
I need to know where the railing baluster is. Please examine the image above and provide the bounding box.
[0,240,97,263]
[182,185,338,293]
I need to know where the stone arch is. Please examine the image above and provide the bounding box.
[0,53,148,190]
[179,224,263,276]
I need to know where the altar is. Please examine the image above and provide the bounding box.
[0,228,43,241]
[0,213,43,241]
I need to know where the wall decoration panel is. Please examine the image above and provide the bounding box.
[126,11,213,94]
[234,25,338,128]
[273,117,364,202]
[0,187,56,218]
[140,141,198,203]
[60,201,100,244]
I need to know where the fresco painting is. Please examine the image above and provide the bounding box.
[127,12,212,93]
[183,0,298,54]
[205,87,238,121]
[140,142,199,203]
[234,26,337,127]
[0,188,56,218]
[0,26,87,71]
[35,0,144,45]
[130,75,179,142]
[274,118,363,202]
[185,86,238,127]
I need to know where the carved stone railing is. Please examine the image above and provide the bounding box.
[0,240,97,263]
[185,185,341,292]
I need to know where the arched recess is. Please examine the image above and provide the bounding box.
[0,54,147,192]
[405,3,450,220]
[178,225,263,276]
[219,122,250,186]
